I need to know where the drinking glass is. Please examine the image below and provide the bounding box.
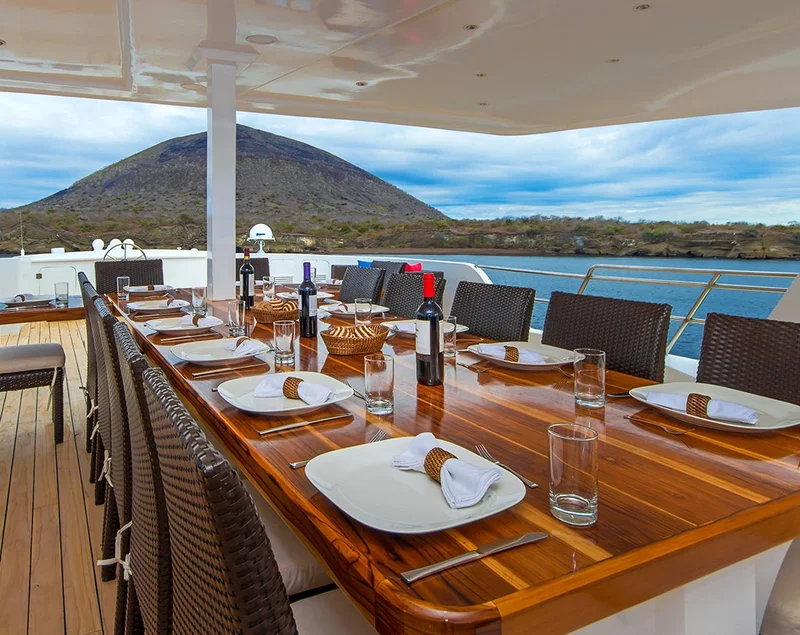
[574,348,606,408]
[354,298,372,325]
[54,282,69,308]
[443,315,458,358]
[364,354,394,415]
[191,287,207,315]
[273,320,296,364]
[227,300,246,337]
[262,276,275,300]
[117,276,130,302]
[548,423,598,526]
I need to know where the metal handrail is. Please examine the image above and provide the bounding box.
[478,263,796,354]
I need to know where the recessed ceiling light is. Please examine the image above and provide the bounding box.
[607,58,621,63]
[464,24,479,30]
[246,34,278,45]
[634,4,651,10]
[181,83,206,92]
[476,73,486,78]
[479,102,489,106]
[0,40,6,47]
[356,81,368,87]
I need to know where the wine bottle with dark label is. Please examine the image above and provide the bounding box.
[239,247,255,309]
[299,261,317,338]
[415,272,443,386]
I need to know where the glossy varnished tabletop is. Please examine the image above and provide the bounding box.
[110,290,800,634]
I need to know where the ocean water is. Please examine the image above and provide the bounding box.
[403,255,800,359]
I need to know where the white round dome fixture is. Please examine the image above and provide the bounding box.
[92,238,105,252]
[248,223,275,253]
[123,238,135,245]
[108,238,122,248]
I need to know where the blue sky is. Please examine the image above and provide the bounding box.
[1,92,800,224]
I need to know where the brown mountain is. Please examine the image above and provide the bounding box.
[0,124,443,253]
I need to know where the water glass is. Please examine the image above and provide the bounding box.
[574,348,606,408]
[354,298,372,325]
[227,300,246,337]
[117,276,130,302]
[54,282,69,308]
[273,320,296,364]
[443,315,458,358]
[262,276,275,300]
[364,354,394,415]
[191,287,207,315]
[548,423,598,526]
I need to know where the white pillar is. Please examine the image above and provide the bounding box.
[206,60,237,301]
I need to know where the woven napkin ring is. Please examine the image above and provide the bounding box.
[13,294,25,302]
[686,393,711,418]
[147,285,155,291]
[283,377,304,399]
[191,314,203,326]
[165,297,174,306]
[423,447,457,483]
[504,346,520,362]
[234,337,250,347]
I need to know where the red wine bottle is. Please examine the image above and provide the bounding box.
[299,261,317,338]
[415,273,443,386]
[239,248,255,309]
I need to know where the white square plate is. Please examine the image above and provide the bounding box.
[277,291,334,300]
[466,342,575,371]
[322,303,389,316]
[629,382,800,433]
[128,299,190,312]
[170,338,270,366]
[383,320,469,337]
[144,315,223,335]
[1,295,54,308]
[306,437,526,534]
[216,371,353,415]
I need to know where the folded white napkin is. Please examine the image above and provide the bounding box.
[179,314,218,328]
[646,392,759,425]
[393,433,502,509]
[326,304,347,313]
[318,310,331,319]
[476,344,547,364]
[390,322,416,334]
[223,337,269,357]
[253,375,333,405]
[12,293,33,302]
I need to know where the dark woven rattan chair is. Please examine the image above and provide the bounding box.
[142,367,297,635]
[383,273,446,319]
[79,272,100,453]
[93,298,133,600]
[113,321,170,635]
[235,256,270,280]
[330,265,348,281]
[370,260,406,298]
[94,259,164,294]
[338,267,385,304]
[450,281,535,342]
[697,313,800,405]
[541,291,671,382]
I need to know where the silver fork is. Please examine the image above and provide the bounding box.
[290,429,388,469]
[344,379,366,401]
[458,362,489,374]
[625,415,695,436]
[475,444,538,488]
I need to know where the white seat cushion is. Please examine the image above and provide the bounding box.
[0,343,65,374]
[292,589,377,635]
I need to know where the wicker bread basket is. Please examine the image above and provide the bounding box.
[252,299,299,325]
[320,324,390,355]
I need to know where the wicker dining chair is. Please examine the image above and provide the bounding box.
[235,256,270,280]
[370,260,406,298]
[541,291,671,382]
[330,264,348,281]
[338,267,385,304]
[383,273,447,319]
[450,281,535,342]
[113,321,170,635]
[697,313,800,405]
[95,259,164,294]
[79,272,100,453]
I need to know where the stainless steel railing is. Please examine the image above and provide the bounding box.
[478,263,796,353]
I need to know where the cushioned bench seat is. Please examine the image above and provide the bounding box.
[0,343,65,443]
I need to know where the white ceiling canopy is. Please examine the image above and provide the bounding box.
[2,0,800,134]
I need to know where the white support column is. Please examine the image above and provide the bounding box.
[206,60,237,301]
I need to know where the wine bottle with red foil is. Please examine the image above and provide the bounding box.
[298,261,317,338]
[239,248,255,309]
[415,272,443,386]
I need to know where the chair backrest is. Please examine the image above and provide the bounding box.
[384,273,447,319]
[370,260,406,298]
[93,298,132,520]
[338,267,385,304]
[142,368,297,635]
[94,259,165,294]
[112,322,172,634]
[541,291,671,382]
[450,281,535,342]
[84,292,112,460]
[697,312,800,405]
[78,272,99,403]
[330,264,348,281]
[235,256,270,280]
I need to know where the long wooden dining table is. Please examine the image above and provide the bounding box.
[110,290,800,634]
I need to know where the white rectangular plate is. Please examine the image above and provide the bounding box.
[323,303,389,316]
[306,437,525,534]
[144,315,223,335]
[383,319,469,337]
[170,338,269,366]
[125,284,174,297]
[630,382,800,433]
[1,295,54,308]
[466,342,575,371]
[128,299,190,312]
[216,371,353,415]
[277,291,334,300]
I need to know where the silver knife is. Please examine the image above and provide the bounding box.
[400,532,548,584]
[257,413,353,436]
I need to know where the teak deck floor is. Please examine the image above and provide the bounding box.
[0,319,116,635]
